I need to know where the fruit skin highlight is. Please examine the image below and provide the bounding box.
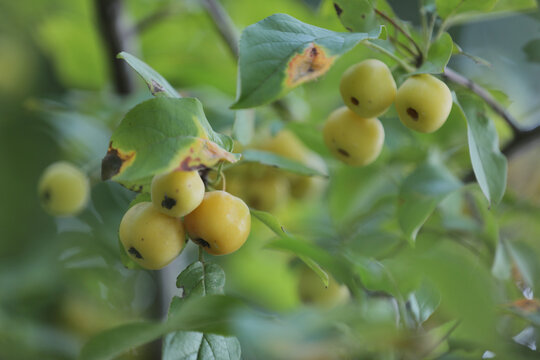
[340,59,397,118]
[151,170,205,218]
[184,191,251,256]
[119,202,186,270]
[323,107,385,166]
[395,74,453,133]
[38,161,90,216]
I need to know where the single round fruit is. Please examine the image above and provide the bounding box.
[340,59,397,118]
[184,191,251,255]
[151,170,205,217]
[395,74,452,133]
[323,107,384,166]
[38,161,90,216]
[298,266,350,308]
[119,202,186,270]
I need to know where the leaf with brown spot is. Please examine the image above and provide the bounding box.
[231,14,382,109]
[102,97,239,189]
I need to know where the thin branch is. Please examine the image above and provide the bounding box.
[501,124,540,157]
[94,0,135,95]
[127,7,179,37]
[374,9,424,62]
[443,68,521,135]
[363,40,415,72]
[201,0,239,59]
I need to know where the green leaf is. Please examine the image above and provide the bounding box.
[332,0,380,33]
[118,52,180,98]
[162,332,241,360]
[232,109,255,145]
[506,240,540,293]
[232,14,382,109]
[249,208,288,237]
[176,261,226,298]
[298,255,329,288]
[79,295,243,360]
[398,160,462,243]
[101,97,239,188]
[523,38,540,63]
[458,95,507,206]
[413,32,453,74]
[491,238,511,281]
[435,0,497,20]
[409,281,441,324]
[242,149,328,177]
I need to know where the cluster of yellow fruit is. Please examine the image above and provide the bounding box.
[323,59,452,166]
[119,170,251,270]
[38,161,90,217]
[226,130,326,212]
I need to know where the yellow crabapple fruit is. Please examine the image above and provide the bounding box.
[340,59,397,118]
[184,191,251,256]
[119,202,186,270]
[395,74,452,133]
[323,107,384,166]
[151,170,205,217]
[38,161,90,216]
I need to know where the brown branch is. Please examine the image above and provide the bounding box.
[94,0,135,95]
[443,68,521,135]
[374,9,424,65]
[127,7,179,37]
[201,0,239,59]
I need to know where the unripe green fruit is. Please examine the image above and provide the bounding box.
[395,74,452,133]
[151,170,205,217]
[119,202,186,270]
[38,161,90,216]
[340,59,397,118]
[298,266,350,308]
[323,107,384,166]
[184,191,251,256]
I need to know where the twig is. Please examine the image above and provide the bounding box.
[501,125,540,157]
[374,9,424,63]
[94,0,135,95]
[201,0,295,121]
[127,7,179,37]
[443,68,521,135]
[201,0,239,59]
[363,41,415,72]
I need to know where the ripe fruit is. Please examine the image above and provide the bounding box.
[119,202,186,270]
[323,107,384,166]
[227,168,290,212]
[184,191,251,256]
[151,170,205,217]
[258,130,327,199]
[395,74,452,133]
[38,161,90,216]
[340,59,397,118]
[298,266,350,308]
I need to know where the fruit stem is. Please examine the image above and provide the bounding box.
[362,41,415,73]
[198,245,205,263]
[374,9,424,62]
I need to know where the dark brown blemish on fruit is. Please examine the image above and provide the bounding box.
[41,189,51,203]
[101,143,136,180]
[350,97,359,106]
[193,238,210,248]
[333,3,343,16]
[338,148,350,157]
[128,246,143,259]
[407,107,419,120]
[162,195,177,210]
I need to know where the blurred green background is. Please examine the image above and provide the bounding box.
[1,0,540,359]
